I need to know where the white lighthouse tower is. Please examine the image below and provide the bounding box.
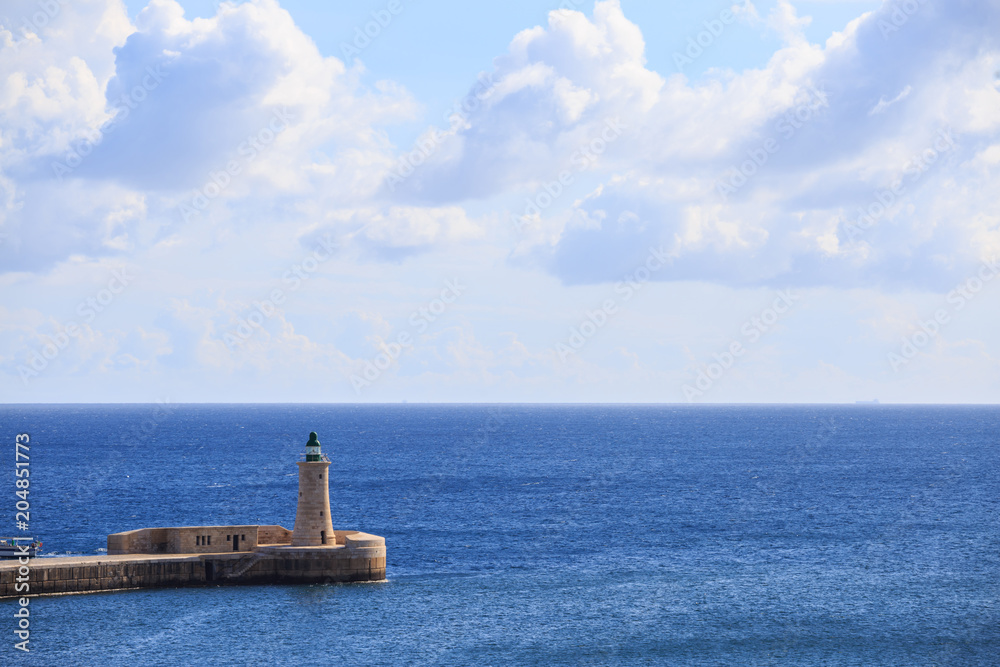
[291,432,335,546]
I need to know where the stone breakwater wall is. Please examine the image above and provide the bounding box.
[0,533,386,599]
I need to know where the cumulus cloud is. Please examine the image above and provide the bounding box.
[75,0,414,192]
[299,205,484,262]
[567,0,1000,290]
[384,1,666,203]
[10,0,993,292]
[0,0,417,273]
[385,0,1000,291]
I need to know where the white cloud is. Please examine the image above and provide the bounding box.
[868,84,911,115]
[0,0,418,273]
[2,0,999,402]
[299,205,485,262]
[383,0,1000,291]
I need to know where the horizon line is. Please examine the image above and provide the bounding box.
[2,401,998,407]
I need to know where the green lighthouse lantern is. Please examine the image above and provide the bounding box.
[306,432,322,462]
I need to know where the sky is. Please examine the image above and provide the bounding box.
[1,0,999,404]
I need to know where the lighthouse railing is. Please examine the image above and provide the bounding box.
[298,453,330,463]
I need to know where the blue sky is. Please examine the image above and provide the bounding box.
[1,0,999,403]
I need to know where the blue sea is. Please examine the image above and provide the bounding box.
[0,404,997,666]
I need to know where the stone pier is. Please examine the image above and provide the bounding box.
[0,431,387,599]
[0,529,386,598]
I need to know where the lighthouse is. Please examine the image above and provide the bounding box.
[291,432,335,546]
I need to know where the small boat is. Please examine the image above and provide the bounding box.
[0,538,41,559]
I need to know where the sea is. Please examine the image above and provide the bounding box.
[0,404,997,666]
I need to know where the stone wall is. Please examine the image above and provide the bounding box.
[258,525,293,545]
[215,543,386,585]
[107,528,170,554]
[170,526,259,554]
[0,557,207,598]
[108,526,260,555]
[0,539,386,598]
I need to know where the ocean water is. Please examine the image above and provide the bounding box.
[0,404,997,666]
